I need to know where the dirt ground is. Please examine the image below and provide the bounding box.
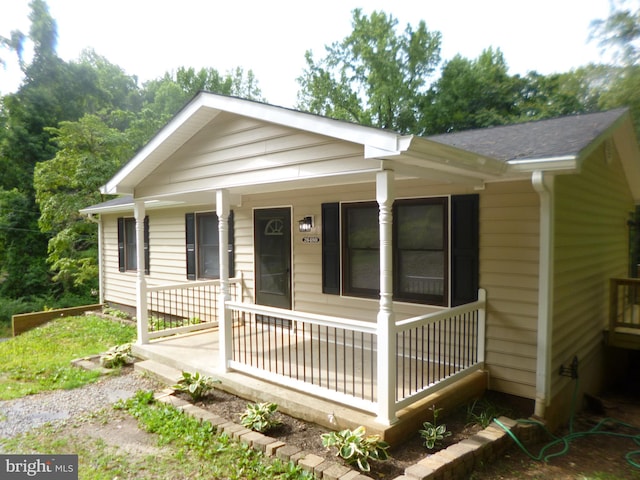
[40,367,640,479]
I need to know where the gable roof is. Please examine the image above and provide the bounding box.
[85,93,640,213]
[426,108,629,163]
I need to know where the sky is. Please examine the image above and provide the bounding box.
[0,0,616,108]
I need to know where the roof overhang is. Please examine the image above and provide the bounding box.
[101,92,417,196]
[98,93,640,206]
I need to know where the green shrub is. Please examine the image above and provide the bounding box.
[100,343,135,368]
[240,402,282,433]
[172,371,220,400]
[0,296,47,323]
[321,426,390,472]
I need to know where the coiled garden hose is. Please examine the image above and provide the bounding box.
[493,379,640,469]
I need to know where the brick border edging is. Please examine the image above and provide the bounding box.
[153,388,538,480]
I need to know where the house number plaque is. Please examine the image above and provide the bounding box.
[302,236,320,244]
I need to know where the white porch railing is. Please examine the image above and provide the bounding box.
[146,278,242,339]
[393,289,486,411]
[142,278,486,421]
[225,301,379,413]
[226,289,486,421]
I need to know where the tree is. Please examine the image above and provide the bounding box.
[0,188,50,299]
[590,0,640,66]
[297,9,442,134]
[424,48,523,133]
[590,1,640,138]
[516,69,599,121]
[34,114,132,294]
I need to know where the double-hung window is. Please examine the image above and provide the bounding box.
[185,211,234,280]
[394,198,448,304]
[324,194,478,307]
[117,216,149,274]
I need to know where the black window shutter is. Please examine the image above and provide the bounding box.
[117,217,125,272]
[322,203,340,294]
[144,216,150,275]
[451,194,479,306]
[185,213,196,280]
[228,211,235,278]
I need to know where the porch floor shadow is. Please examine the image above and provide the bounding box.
[131,327,488,445]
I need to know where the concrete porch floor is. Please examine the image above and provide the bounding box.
[131,327,488,445]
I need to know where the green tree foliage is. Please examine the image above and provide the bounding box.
[518,69,600,120]
[424,48,522,133]
[297,8,441,133]
[0,189,50,298]
[34,115,132,293]
[589,1,640,139]
[130,66,264,148]
[591,0,640,66]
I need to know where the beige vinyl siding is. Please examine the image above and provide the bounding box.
[101,176,544,401]
[551,143,634,399]
[233,179,481,323]
[102,214,135,307]
[135,113,366,199]
[480,181,540,399]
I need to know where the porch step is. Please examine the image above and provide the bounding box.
[135,359,183,385]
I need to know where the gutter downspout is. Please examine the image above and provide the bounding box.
[532,171,554,418]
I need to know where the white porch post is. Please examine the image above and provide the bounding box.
[217,189,232,373]
[376,170,397,425]
[134,200,149,345]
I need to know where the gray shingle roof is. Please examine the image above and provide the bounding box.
[80,195,133,212]
[425,108,629,162]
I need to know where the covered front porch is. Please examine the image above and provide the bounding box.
[132,290,487,443]
[130,274,487,441]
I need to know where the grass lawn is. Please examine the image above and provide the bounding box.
[1,391,313,480]
[0,315,313,479]
[0,315,136,400]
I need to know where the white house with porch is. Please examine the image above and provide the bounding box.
[81,92,640,440]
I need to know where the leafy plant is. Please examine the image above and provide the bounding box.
[103,306,129,319]
[419,405,452,449]
[240,402,282,433]
[148,316,164,331]
[321,425,390,472]
[466,398,501,429]
[172,371,220,400]
[100,343,134,368]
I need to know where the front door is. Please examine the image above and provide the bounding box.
[254,208,291,309]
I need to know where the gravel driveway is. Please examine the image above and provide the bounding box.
[0,371,159,440]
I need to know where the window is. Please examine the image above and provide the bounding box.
[325,194,478,307]
[394,198,447,305]
[117,216,149,274]
[185,211,234,280]
[342,202,380,298]
[124,218,137,270]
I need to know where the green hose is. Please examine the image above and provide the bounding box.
[493,379,640,469]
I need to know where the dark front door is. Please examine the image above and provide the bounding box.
[254,208,291,309]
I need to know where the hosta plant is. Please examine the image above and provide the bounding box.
[172,371,220,401]
[321,426,390,472]
[419,405,452,449]
[100,343,135,368]
[240,402,282,433]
